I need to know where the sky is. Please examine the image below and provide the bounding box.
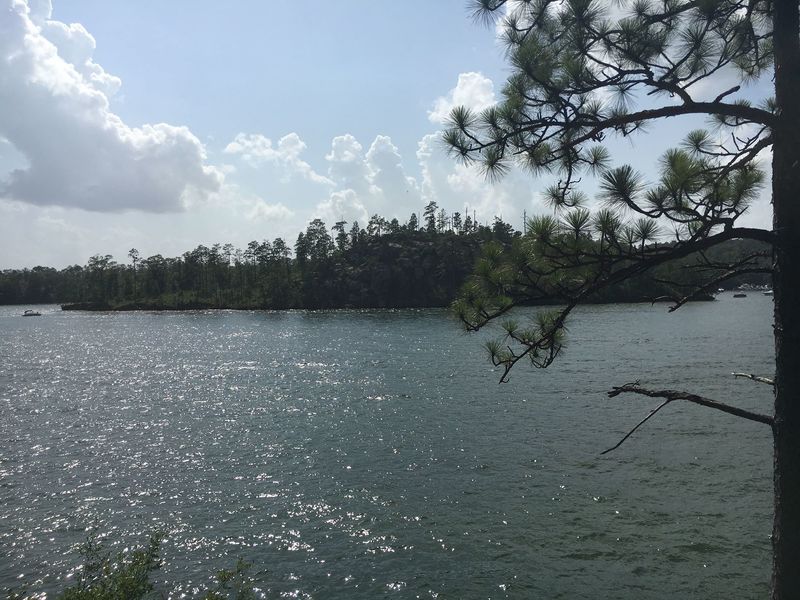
[0,0,774,269]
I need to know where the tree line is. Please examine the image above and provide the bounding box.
[0,204,507,309]
[0,202,767,311]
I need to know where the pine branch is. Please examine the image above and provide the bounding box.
[564,102,775,147]
[467,227,775,382]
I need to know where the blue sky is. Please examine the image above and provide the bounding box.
[0,0,774,268]
[50,1,507,160]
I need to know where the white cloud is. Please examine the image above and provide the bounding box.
[0,0,222,212]
[26,0,52,23]
[211,182,294,223]
[417,133,449,208]
[40,19,122,97]
[0,187,303,268]
[224,132,333,185]
[325,134,374,196]
[428,72,497,124]
[314,188,368,226]
[364,135,419,210]
[314,133,421,223]
[283,128,540,230]
[246,200,294,222]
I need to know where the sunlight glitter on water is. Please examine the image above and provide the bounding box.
[0,301,776,598]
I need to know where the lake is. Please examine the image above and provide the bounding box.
[0,295,775,598]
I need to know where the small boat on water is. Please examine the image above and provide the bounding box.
[22,309,41,316]
[764,290,774,296]
[733,293,747,298]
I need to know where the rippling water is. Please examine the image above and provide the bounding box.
[0,296,774,598]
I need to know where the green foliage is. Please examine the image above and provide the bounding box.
[58,530,162,600]
[561,208,592,240]
[445,0,774,380]
[451,0,772,228]
[7,530,262,600]
[0,212,520,310]
[1,211,769,320]
[453,204,769,378]
[599,166,646,210]
[199,560,257,600]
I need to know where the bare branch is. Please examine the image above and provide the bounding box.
[608,383,774,426]
[713,85,742,103]
[732,372,775,386]
[601,398,672,455]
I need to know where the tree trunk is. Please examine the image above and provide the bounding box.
[771,0,800,596]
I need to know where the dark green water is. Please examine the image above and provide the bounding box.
[0,296,774,598]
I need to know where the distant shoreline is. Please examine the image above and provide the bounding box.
[59,294,716,312]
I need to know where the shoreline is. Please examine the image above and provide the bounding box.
[57,294,715,312]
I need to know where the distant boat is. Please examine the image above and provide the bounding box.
[763,290,774,296]
[733,293,747,298]
[22,309,42,316]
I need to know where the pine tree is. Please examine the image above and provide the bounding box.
[423,201,438,233]
[447,1,796,595]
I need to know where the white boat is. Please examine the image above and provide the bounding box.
[763,290,774,296]
[22,309,41,317]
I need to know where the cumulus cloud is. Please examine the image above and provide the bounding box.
[0,0,222,212]
[366,135,418,203]
[311,128,540,229]
[211,182,294,223]
[222,130,411,227]
[38,16,122,97]
[313,134,421,224]
[428,72,497,124]
[224,132,333,185]
[222,126,539,231]
[324,134,374,196]
[212,70,542,231]
[245,200,294,222]
[314,188,369,226]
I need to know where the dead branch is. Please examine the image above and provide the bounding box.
[601,398,671,454]
[602,382,774,454]
[608,383,773,425]
[732,372,775,386]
